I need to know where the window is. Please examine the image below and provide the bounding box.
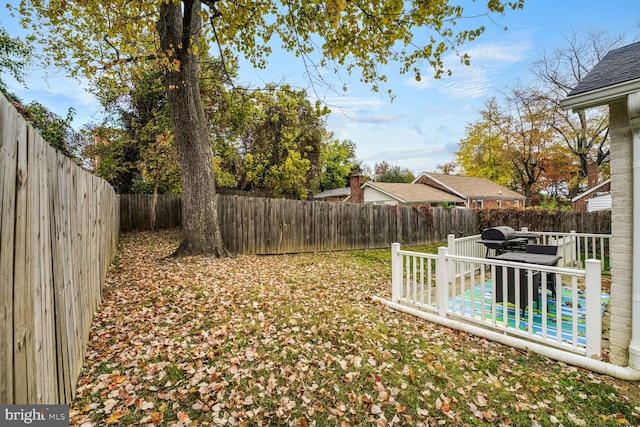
[476,200,483,209]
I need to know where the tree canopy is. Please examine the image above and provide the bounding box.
[235,86,328,199]
[14,1,525,90]
[457,87,560,206]
[318,139,359,192]
[456,99,513,188]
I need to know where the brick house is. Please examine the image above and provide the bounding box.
[571,179,611,212]
[412,172,526,209]
[346,181,464,206]
[571,161,611,212]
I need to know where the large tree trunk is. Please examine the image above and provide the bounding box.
[157,0,227,257]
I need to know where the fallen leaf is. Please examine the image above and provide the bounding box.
[105,412,124,425]
[103,399,118,413]
[139,400,154,411]
[475,394,487,407]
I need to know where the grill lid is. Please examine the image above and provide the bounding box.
[481,226,516,241]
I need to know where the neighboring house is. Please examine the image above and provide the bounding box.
[571,161,611,212]
[312,187,351,203]
[412,172,526,209]
[571,179,611,212]
[560,40,640,369]
[344,181,464,206]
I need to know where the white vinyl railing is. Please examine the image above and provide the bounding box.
[391,243,603,358]
[446,229,610,271]
[534,230,610,270]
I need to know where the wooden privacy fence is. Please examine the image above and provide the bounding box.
[119,194,613,254]
[0,93,119,404]
[119,194,477,253]
[218,197,477,253]
[119,193,181,231]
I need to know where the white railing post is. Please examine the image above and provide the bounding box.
[585,259,602,359]
[391,243,401,303]
[437,247,449,317]
[447,234,456,284]
[447,234,456,254]
[570,230,577,267]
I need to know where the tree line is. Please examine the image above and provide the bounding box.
[451,29,636,207]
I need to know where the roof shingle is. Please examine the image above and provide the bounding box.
[567,41,640,97]
[419,173,525,200]
[365,182,464,203]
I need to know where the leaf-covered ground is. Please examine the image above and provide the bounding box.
[71,229,640,426]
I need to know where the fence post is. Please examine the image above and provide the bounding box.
[437,246,449,317]
[447,234,456,284]
[585,259,602,359]
[391,243,401,303]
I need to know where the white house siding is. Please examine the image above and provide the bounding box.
[363,187,397,205]
[587,194,612,212]
[609,99,634,366]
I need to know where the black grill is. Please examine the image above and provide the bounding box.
[478,226,527,255]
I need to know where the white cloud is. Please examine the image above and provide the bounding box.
[4,70,103,128]
[403,66,491,99]
[404,76,435,90]
[402,37,532,100]
[464,42,528,64]
[10,70,95,106]
[357,143,458,174]
[353,115,404,124]
[323,95,385,112]
[440,83,491,100]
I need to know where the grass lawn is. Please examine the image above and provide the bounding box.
[70,229,639,426]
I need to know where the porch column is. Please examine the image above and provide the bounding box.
[628,91,640,369]
[608,99,634,366]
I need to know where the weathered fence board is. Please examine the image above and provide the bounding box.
[0,95,17,403]
[0,92,119,404]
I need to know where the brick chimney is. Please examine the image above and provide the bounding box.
[587,161,598,189]
[349,174,365,204]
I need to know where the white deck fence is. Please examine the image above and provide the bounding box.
[390,231,608,359]
[448,229,611,271]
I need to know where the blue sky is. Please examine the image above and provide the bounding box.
[2,0,639,175]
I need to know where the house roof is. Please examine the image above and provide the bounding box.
[313,187,351,199]
[561,41,640,111]
[570,179,611,203]
[364,182,464,204]
[413,172,526,200]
